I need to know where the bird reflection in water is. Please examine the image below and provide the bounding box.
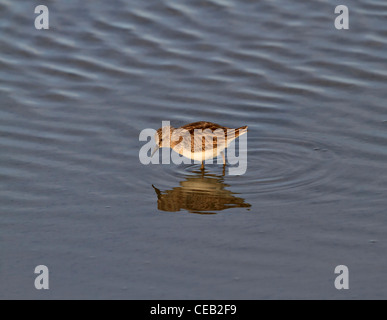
[152,168,251,214]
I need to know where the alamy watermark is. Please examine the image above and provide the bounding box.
[139,121,248,175]
[335,5,349,30]
[34,5,49,30]
[334,265,349,290]
[34,265,49,290]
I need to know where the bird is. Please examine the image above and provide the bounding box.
[151,121,248,169]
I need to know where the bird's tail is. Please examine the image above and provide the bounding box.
[235,125,248,138]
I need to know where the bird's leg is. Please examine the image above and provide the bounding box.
[201,161,204,170]
[221,151,226,176]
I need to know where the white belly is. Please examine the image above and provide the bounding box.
[179,147,225,161]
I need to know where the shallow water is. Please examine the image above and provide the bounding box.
[1,0,387,299]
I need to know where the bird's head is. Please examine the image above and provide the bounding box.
[151,125,174,157]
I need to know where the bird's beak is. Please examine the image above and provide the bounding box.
[151,145,160,157]
[152,184,162,198]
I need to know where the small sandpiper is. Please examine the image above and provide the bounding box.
[151,121,248,169]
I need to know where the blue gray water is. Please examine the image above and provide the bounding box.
[1,0,386,299]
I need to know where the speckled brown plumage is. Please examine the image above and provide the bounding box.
[156,121,248,154]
